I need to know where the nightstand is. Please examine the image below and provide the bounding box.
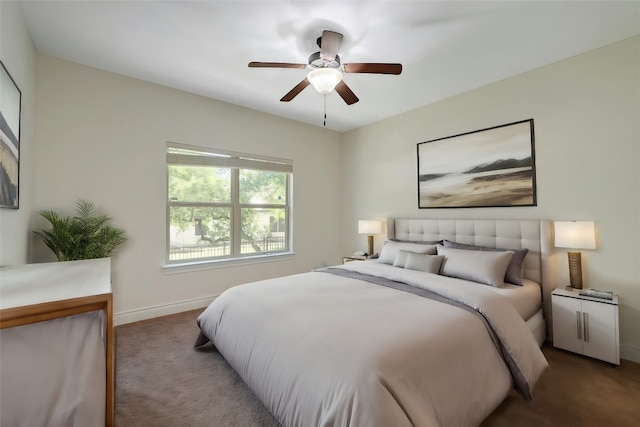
[551,288,619,365]
[342,256,367,264]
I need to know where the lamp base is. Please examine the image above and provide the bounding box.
[367,235,374,257]
[568,251,583,289]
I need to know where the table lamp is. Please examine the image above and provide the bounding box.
[358,220,383,256]
[554,221,596,289]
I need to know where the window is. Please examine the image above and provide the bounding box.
[166,143,292,264]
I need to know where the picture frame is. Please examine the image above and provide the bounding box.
[417,119,536,208]
[0,60,22,209]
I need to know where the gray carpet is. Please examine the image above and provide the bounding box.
[115,309,279,427]
[116,309,640,427]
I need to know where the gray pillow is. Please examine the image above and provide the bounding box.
[393,250,411,268]
[442,240,528,285]
[437,245,514,287]
[404,252,444,274]
[390,238,442,245]
[378,240,437,265]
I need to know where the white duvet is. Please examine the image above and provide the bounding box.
[197,262,548,427]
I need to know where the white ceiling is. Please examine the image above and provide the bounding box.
[18,1,640,132]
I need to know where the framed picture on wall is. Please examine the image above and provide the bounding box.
[417,119,536,208]
[0,60,22,209]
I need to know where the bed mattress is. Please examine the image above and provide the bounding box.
[483,278,541,321]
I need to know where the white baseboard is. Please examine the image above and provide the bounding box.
[621,344,640,364]
[115,295,218,326]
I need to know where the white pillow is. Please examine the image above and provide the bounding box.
[404,252,444,274]
[437,245,514,287]
[379,241,437,265]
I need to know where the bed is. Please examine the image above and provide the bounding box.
[196,218,553,427]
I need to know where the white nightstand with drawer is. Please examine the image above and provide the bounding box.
[551,288,619,365]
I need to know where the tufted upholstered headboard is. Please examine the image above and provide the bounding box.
[387,218,555,338]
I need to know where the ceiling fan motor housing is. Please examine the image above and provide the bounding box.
[308,51,341,69]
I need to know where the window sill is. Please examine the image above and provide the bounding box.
[162,252,295,274]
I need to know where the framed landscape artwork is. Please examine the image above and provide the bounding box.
[417,119,536,208]
[0,60,22,209]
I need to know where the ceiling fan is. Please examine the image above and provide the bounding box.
[249,30,402,105]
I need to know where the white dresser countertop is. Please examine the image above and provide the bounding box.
[0,258,111,310]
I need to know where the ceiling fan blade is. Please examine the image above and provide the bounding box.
[249,62,307,69]
[280,78,311,102]
[334,80,359,105]
[343,63,403,75]
[320,30,343,62]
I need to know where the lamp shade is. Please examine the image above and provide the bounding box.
[307,68,342,94]
[358,220,383,235]
[554,221,596,249]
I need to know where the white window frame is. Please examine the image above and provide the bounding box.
[165,142,293,269]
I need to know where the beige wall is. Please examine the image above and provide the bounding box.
[34,55,343,323]
[0,1,36,265]
[341,36,640,362]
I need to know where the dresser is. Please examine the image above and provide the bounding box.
[0,258,114,426]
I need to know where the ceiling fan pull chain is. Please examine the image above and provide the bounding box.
[323,94,327,127]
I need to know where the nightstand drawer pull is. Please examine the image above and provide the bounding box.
[583,313,589,342]
[576,311,582,340]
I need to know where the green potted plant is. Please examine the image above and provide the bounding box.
[34,199,127,261]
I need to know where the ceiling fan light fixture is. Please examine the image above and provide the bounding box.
[307,68,342,94]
